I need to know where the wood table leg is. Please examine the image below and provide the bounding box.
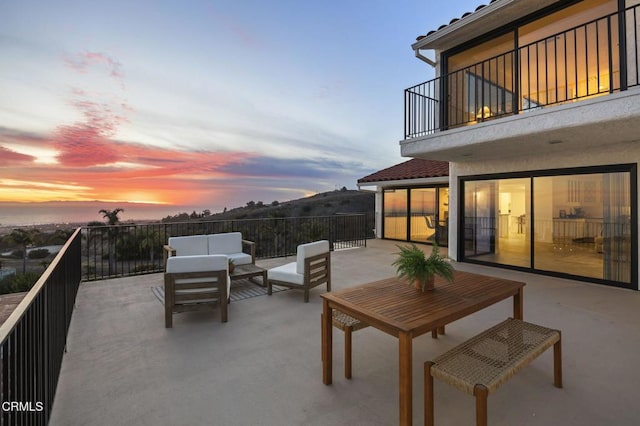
[399,332,413,426]
[322,300,333,385]
[424,361,435,426]
[513,288,524,320]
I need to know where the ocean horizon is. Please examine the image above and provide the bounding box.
[0,201,210,228]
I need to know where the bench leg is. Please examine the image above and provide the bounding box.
[424,362,435,426]
[554,336,563,388]
[345,326,353,379]
[474,384,489,426]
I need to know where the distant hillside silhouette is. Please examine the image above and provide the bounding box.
[161,189,375,222]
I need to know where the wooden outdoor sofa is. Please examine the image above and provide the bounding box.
[163,232,255,267]
[424,318,562,426]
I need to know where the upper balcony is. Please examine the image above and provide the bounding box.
[402,4,640,161]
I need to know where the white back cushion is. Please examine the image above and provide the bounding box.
[166,254,228,273]
[208,232,242,255]
[168,235,208,256]
[296,240,329,274]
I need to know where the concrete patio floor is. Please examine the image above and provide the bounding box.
[50,239,640,426]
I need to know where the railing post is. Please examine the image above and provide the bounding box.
[618,3,628,91]
[513,30,520,114]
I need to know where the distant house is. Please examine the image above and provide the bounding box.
[396,0,639,290]
[358,159,449,245]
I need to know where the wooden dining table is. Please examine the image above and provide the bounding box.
[321,271,525,426]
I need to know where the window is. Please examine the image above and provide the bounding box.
[447,33,515,126]
[383,189,408,240]
[442,0,622,127]
[462,166,634,287]
[383,186,449,245]
[519,0,619,107]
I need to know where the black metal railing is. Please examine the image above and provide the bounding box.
[405,4,640,138]
[0,228,82,426]
[81,213,374,281]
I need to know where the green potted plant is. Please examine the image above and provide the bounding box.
[392,243,454,291]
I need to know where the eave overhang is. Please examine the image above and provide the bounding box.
[357,176,449,189]
[412,0,561,52]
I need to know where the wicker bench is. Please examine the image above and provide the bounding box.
[424,318,562,426]
[330,310,369,379]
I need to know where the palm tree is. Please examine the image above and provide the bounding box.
[8,228,39,273]
[99,208,124,225]
[98,208,124,276]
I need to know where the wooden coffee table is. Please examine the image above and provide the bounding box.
[230,264,267,287]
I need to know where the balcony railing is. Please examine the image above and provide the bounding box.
[81,213,375,281]
[0,213,372,422]
[405,4,640,138]
[0,228,82,425]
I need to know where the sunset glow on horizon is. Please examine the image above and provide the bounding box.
[1,0,480,212]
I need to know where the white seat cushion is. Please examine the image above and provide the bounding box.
[227,252,252,266]
[208,232,242,255]
[267,262,304,285]
[168,235,208,256]
[296,240,330,274]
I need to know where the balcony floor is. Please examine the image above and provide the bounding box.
[50,239,640,426]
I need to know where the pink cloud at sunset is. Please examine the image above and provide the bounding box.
[0,127,258,204]
[64,51,125,86]
[0,145,34,166]
[2,48,258,205]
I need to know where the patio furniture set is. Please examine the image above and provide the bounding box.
[162,232,331,327]
[322,272,563,426]
[162,232,563,425]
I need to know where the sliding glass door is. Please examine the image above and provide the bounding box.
[462,166,635,287]
[383,189,408,240]
[463,178,531,268]
[533,172,631,283]
[383,186,449,245]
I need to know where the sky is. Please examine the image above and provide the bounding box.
[1,0,481,213]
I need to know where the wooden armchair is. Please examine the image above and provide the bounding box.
[267,240,331,302]
[164,254,230,328]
